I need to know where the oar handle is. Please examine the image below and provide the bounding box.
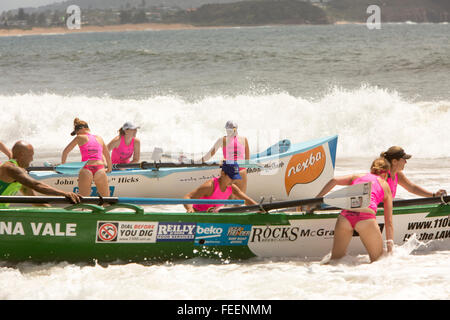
[111,161,223,170]
[0,196,119,204]
[26,166,57,172]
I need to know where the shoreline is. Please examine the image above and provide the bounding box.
[0,23,212,37]
[0,20,445,37]
[0,21,370,37]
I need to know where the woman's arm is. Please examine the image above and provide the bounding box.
[398,171,446,197]
[61,138,79,164]
[131,138,141,163]
[100,137,112,173]
[315,174,358,198]
[231,184,257,206]
[183,180,214,213]
[381,180,394,253]
[201,138,223,162]
[106,136,120,152]
[244,137,250,160]
[0,141,12,159]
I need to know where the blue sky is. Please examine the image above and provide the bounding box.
[0,0,60,13]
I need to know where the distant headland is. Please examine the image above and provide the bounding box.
[0,0,448,37]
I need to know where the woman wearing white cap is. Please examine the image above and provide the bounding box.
[107,122,141,165]
[200,120,250,192]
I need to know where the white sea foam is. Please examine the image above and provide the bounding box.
[1,86,449,161]
[1,235,448,300]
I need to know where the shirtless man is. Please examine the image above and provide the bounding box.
[0,141,81,207]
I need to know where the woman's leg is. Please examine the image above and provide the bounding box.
[93,169,110,197]
[78,169,93,196]
[330,215,354,261]
[354,219,384,263]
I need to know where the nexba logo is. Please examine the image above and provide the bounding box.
[284,146,326,195]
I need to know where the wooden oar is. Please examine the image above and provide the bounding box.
[219,182,372,213]
[0,196,244,206]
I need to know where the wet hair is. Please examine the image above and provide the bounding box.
[370,157,391,175]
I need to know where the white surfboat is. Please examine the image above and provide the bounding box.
[29,135,338,201]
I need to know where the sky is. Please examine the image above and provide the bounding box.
[0,0,60,13]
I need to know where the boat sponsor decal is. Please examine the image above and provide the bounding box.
[284,145,326,196]
[0,221,77,237]
[55,178,75,185]
[179,174,218,183]
[110,176,140,184]
[246,161,285,175]
[402,216,450,242]
[249,225,335,243]
[96,221,157,243]
[194,223,251,246]
[156,222,196,242]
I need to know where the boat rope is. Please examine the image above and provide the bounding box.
[258,197,268,214]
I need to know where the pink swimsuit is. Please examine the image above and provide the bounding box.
[192,177,233,212]
[79,133,104,175]
[340,173,385,229]
[223,136,246,171]
[111,136,135,164]
[387,171,398,198]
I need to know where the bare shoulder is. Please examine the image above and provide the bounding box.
[2,163,28,182]
[95,135,105,144]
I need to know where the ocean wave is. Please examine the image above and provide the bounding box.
[0,86,449,159]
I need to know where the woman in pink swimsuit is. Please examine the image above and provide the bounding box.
[184,161,257,213]
[316,157,394,263]
[380,146,446,199]
[200,121,250,192]
[107,121,141,165]
[61,118,112,197]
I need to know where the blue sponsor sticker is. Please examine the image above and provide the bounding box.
[156,222,196,242]
[195,223,251,246]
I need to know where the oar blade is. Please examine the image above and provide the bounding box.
[323,182,371,210]
[55,162,87,174]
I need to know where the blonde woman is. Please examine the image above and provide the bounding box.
[201,121,250,192]
[62,118,112,197]
[316,158,394,263]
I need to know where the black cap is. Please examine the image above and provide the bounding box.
[71,124,89,136]
[383,146,412,160]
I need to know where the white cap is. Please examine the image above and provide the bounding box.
[225,120,238,129]
[122,121,140,130]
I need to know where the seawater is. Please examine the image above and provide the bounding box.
[0,24,449,300]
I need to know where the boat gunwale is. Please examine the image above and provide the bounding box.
[0,203,448,222]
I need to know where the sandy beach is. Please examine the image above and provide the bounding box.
[0,23,205,37]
